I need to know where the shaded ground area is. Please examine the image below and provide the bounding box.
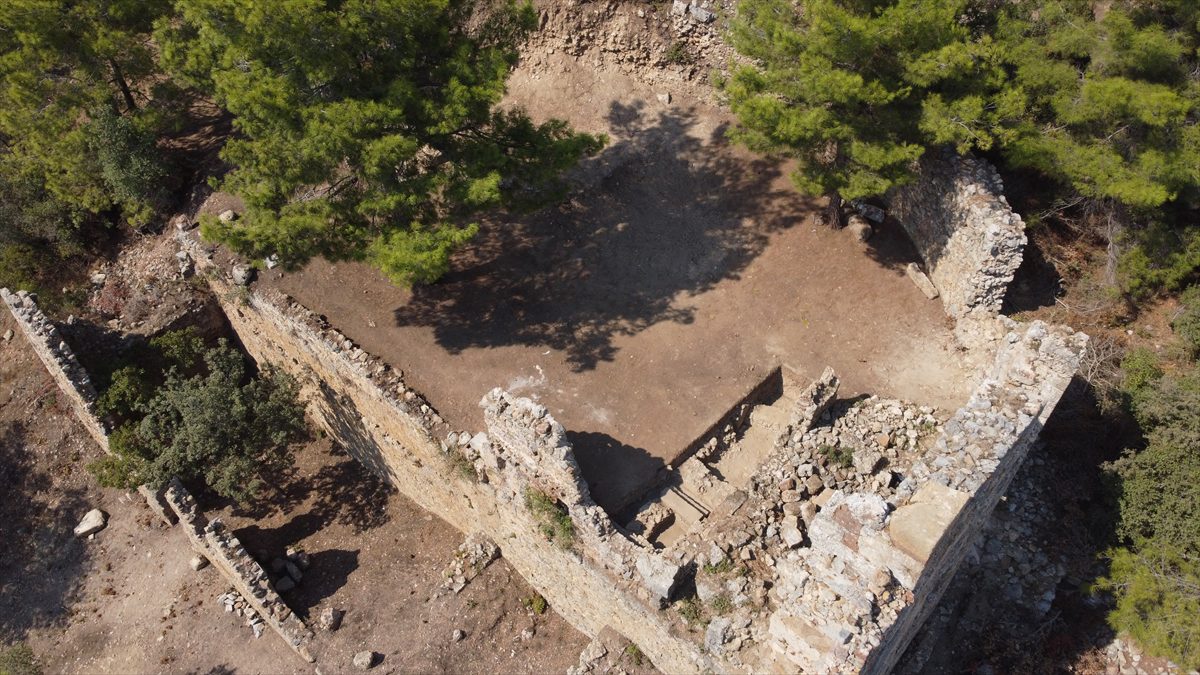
[258,59,972,513]
[212,437,589,674]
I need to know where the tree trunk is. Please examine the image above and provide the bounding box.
[109,58,137,113]
[824,192,845,229]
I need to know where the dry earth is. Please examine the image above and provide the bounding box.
[0,308,588,674]
[253,41,974,514]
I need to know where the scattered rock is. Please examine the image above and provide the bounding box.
[657,92,672,105]
[285,560,303,583]
[90,272,107,286]
[189,555,209,571]
[452,628,466,642]
[847,215,873,242]
[2,329,12,342]
[218,209,238,223]
[319,606,344,631]
[849,199,886,223]
[231,264,255,286]
[352,651,377,670]
[905,262,940,299]
[264,254,280,269]
[689,4,715,22]
[74,509,108,537]
[275,576,296,592]
[520,627,536,641]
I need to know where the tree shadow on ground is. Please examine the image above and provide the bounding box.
[219,439,393,540]
[393,99,816,372]
[0,422,91,643]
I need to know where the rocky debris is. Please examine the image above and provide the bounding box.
[520,626,536,641]
[175,251,194,277]
[657,91,672,104]
[849,200,886,224]
[190,555,209,571]
[264,254,280,269]
[319,606,344,632]
[218,590,267,638]
[231,264,255,286]
[441,533,499,593]
[74,508,108,537]
[847,215,873,242]
[352,650,377,670]
[2,329,12,341]
[218,209,238,223]
[568,627,643,675]
[705,617,733,654]
[905,262,940,300]
[90,272,107,286]
[452,628,465,642]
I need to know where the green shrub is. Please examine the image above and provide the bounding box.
[150,327,207,372]
[818,444,854,469]
[664,41,691,65]
[85,107,168,225]
[1172,286,1200,358]
[1096,540,1200,670]
[524,488,575,549]
[1119,348,1163,399]
[702,558,734,575]
[676,595,703,625]
[523,593,548,615]
[88,340,307,503]
[709,592,733,615]
[623,643,644,667]
[0,642,40,675]
[96,366,152,421]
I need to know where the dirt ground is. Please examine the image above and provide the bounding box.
[0,309,588,674]
[257,53,973,514]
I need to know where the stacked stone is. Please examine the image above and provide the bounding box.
[441,533,499,593]
[1,288,109,448]
[886,151,1027,324]
[163,478,315,662]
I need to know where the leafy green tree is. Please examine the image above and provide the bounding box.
[0,0,173,227]
[90,340,307,502]
[157,0,604,285]
[1172,286,1200,358]
[723,0,1013,217]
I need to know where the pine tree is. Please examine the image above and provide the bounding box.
[158,0,604,285]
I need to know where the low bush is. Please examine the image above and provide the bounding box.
[524,488,575,549]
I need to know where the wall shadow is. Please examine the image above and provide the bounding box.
[567,430,666,517]
[0,422,91,643]
[393,99,817,371]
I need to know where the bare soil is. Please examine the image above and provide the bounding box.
[256,54,973,514]
[0,309,587,674]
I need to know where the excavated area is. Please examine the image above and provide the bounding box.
[256,44,974,516]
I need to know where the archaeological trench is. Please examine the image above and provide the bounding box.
[3,151,1086,674]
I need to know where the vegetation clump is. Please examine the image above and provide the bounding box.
[89,332,307,503]
[0,642,39,675]
[524,487,575,549]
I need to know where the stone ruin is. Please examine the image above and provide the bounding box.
[6,152,1087,672]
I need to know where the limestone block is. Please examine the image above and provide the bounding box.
[888,482,970,563]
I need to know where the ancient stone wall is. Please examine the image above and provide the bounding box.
[181,236,710,673]
[2,288,110,450]
[887,152,1026,322]
[162,479,315,662]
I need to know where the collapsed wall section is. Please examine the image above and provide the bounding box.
[163,479,315,661]
[886,152,1026,323]
[2,288,109,450]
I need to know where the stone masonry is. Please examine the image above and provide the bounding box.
[7,146,1083,673]
[887,151,1027,324]
[1,288,109,450]
[163,479,315,662]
